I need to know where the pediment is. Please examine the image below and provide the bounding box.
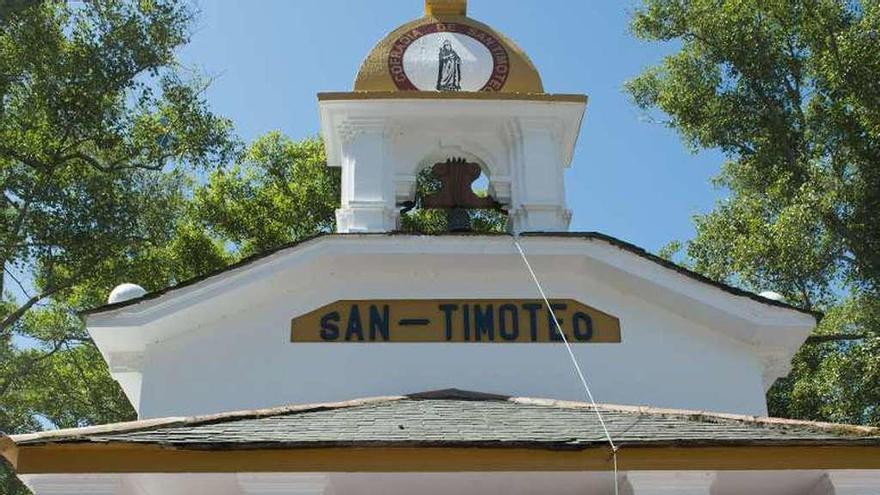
[85,233,816,413]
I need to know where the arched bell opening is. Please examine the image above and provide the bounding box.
[398,151,508,234]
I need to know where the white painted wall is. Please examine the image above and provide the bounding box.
[117,237,789,419]
[22,469,868,495]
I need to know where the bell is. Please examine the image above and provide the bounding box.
[447,207,472,232]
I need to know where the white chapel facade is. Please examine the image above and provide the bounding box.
[3,1,878,494]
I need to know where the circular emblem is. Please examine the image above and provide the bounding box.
[388,22,510,92]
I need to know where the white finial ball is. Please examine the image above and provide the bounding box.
[759,291,786,302]
[108,283,147,304]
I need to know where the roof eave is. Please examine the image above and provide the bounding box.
[81,232,819,321]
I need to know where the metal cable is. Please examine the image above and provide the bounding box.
[512,235,620,495]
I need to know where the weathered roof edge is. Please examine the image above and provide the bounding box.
[79,232,820,319]
[7,389,876,448]
[5,395,406,445]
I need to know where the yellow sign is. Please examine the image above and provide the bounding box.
[290,299,621,343]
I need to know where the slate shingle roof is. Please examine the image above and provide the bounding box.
[9,390,878,449]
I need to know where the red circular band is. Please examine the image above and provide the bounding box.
[387,22,510,92]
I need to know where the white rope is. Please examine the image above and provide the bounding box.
[512,235,620,495]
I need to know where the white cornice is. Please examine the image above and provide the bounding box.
[86,235,814,331]
[22,475,122,495]
[318,98,586,169]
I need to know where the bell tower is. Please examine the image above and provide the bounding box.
[318,0,587,233]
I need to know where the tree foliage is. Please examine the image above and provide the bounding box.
[0,0,239,332]
[628,0,880,424]
[191,133,339,257]
[0,1,236,492]
[0,3,506,494]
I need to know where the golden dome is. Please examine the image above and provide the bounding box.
[353,0,544,94]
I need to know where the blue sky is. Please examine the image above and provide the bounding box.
[179,0,726,253]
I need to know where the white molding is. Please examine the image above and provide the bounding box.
[757,345,795,389]
[625,471,716,494]
[508,204,572,232]
[823,471,880,494]
[22,474,123,495]
[335,204,398,233]
[237,474,333,495]
[105,351,145,412]
[107,351,144,373]
[336,118,386,146]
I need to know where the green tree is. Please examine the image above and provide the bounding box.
[191,133,339,256]
[0,1,236,492]
[628,0,879,424]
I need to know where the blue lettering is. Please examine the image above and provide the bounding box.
[319,311,340,341]
[439,304,458,341]
[547,303,567,342]
[474,304,494,341]
[498,304,519,341]
[369,305,390,341]
[345,305,364,341]
[522,303,541,342]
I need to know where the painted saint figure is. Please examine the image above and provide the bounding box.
[436,40,461,91]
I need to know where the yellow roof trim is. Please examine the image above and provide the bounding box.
[6,443,880,474]
[318,91,587,103]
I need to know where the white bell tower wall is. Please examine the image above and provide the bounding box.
[318,93,587,233]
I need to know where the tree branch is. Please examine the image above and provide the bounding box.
[60,152,121,173]
[0,145,52,171]
[0,284,68,335]
[65,341,128,421]
[3,266,32,299]
[0,339,65,398]
[806,334,869,344]
[2,194,33,258]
